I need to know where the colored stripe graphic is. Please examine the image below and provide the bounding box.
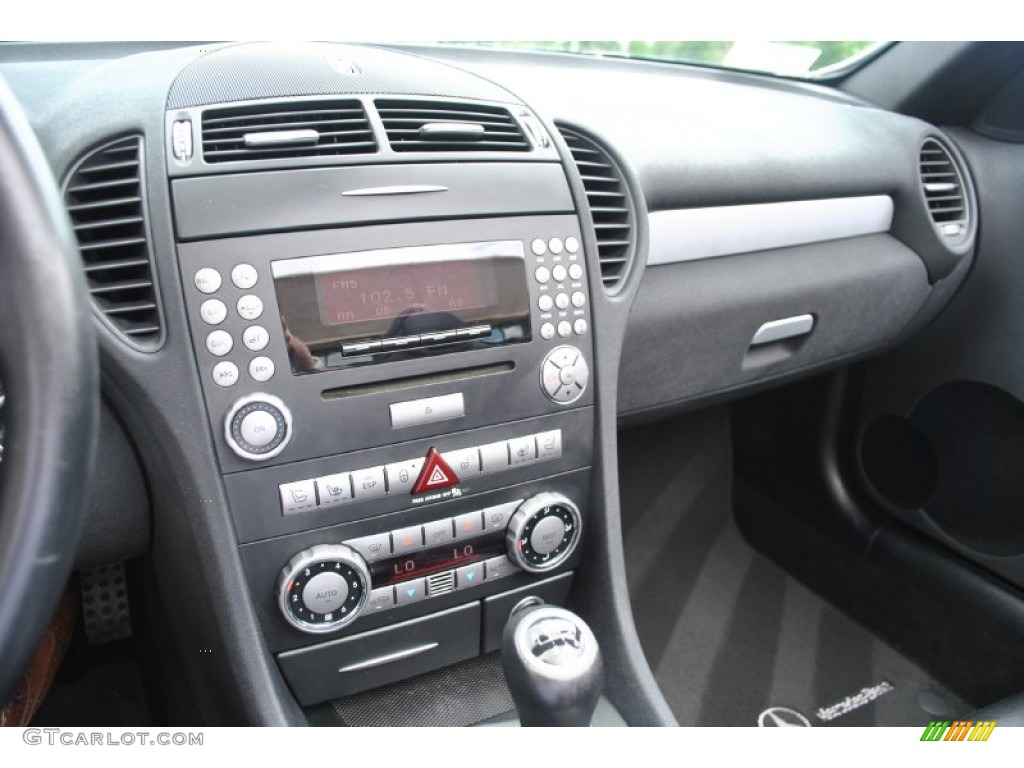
[920,720,996,742]
[921,721,950,741]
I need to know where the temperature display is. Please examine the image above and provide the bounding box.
[369,533,506,587]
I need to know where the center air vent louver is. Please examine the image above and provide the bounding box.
[557,126,635,292]
[376,99,530,153]
[920,138,971,243]
[64,137,161,347]
[201,100,376,163]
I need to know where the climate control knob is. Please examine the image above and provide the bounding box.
[277,544,371,634]
[506,492,582,573]
[224,393,292,461]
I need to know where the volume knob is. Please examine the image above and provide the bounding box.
[278,544,371,634]
[224,393,292,461]
[506,492,582,573]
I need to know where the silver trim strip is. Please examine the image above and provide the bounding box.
[338,642,439,673]
[341,185,449,197]
[242,129,320,147]
[648,195,894,265]
[750,314,815,346]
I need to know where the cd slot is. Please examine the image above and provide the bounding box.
[321,362,515,401]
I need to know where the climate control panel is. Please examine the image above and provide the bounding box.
[276,492,582,634]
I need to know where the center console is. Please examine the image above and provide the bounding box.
[170,99,597,706]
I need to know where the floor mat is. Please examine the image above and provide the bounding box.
[619,411,966,727]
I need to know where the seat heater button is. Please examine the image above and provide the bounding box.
[279,480,317,515]
[315,473,353,508]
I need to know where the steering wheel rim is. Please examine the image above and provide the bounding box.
[0,76,98,703]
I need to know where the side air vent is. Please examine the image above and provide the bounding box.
[64,137,161,346]
[557,126,635,291]
[201,100,376,163]
[376,99,530,153]
[920,138,971,243]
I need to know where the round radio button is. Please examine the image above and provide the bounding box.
[194,267,222,294]
[239,409,279,447]
[205,330,233,357]
[200,299,227,325]
[548,237,564,255]
[540,322,555,340]
[573,318,588,335]
[559,366,577,386]
[555,293,570,310]
[231,263,258,289]
[537,294,554,312]
[249,356,275,382]
[552,264,568,283]
[534,266,551,285]
[237,294,264,321]
[557,321,572,338]
[301,571,349,615]
[568,263,584,280]
[243,325,269,352]
[565,236,580,254]
[212,361,239,388]
[531,238,547,256]
[571,291,587,308]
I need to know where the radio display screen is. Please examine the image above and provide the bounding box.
[271,240,530,374]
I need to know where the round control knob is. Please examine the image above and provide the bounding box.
[278,544,371,634]
[506,492,582,573]
[224,393,292,461]
[539,345,589,405]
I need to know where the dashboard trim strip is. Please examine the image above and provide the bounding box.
[337,642,439,673]
[647,195,894,265]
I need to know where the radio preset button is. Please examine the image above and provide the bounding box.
[573,319,588,335]
[194,268,222,294]
[384,458,425,494]
[454,510,485,540]
[200,299,228,325]
[540,323,555,340]
[392,525,425,555]
[236,295,264,321]
[536,430,563,460]
[315,473,353,508]
[347,533,392,562]
[249,356,275,382]
[552,264,568,283]
[555,292,570,310]
[243,325,269,352]
[537,294,554,312]
[279,480,317,515]
[205,330,233,357]
[531,238,547,256]
[442,447,481,478]
[565,236,580,254]
[557,321,572,338]
[395,578,426,606]
[351,466,387,500]
[548,237,564,255]
[479,441,510,474]
[423,518,455,547]
[508,435,538,466]
[239,410,278,447]
[534,266,551,284]
[568,263,584,280]
[231,263,258,289]
[456,562,484,589]
[571,291,587,308]
[212,361,239,387]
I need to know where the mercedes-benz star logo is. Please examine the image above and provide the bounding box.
[758,707,812,727]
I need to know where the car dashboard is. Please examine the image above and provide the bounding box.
[0,40,978,726]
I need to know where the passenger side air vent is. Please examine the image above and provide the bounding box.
[64,137,161,347]
[376,99,530,153]
[557,126,635,292]
[201,100,376,163]
[920,138,971,243]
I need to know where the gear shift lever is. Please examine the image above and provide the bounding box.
[501,602,603,726]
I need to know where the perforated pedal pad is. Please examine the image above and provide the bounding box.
[80,562,132,645]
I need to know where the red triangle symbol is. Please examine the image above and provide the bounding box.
[411,447,460,495]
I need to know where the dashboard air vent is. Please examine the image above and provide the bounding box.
[376,100,530,153]
[920,138,970,242]
[64,137,161,346]
[201,100,376,163]
[557,126,635,291]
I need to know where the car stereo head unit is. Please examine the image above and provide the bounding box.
[271,240,531,373]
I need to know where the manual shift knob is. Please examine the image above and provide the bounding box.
[501,603,603,727]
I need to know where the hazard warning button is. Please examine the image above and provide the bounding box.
[411,447,460,495]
